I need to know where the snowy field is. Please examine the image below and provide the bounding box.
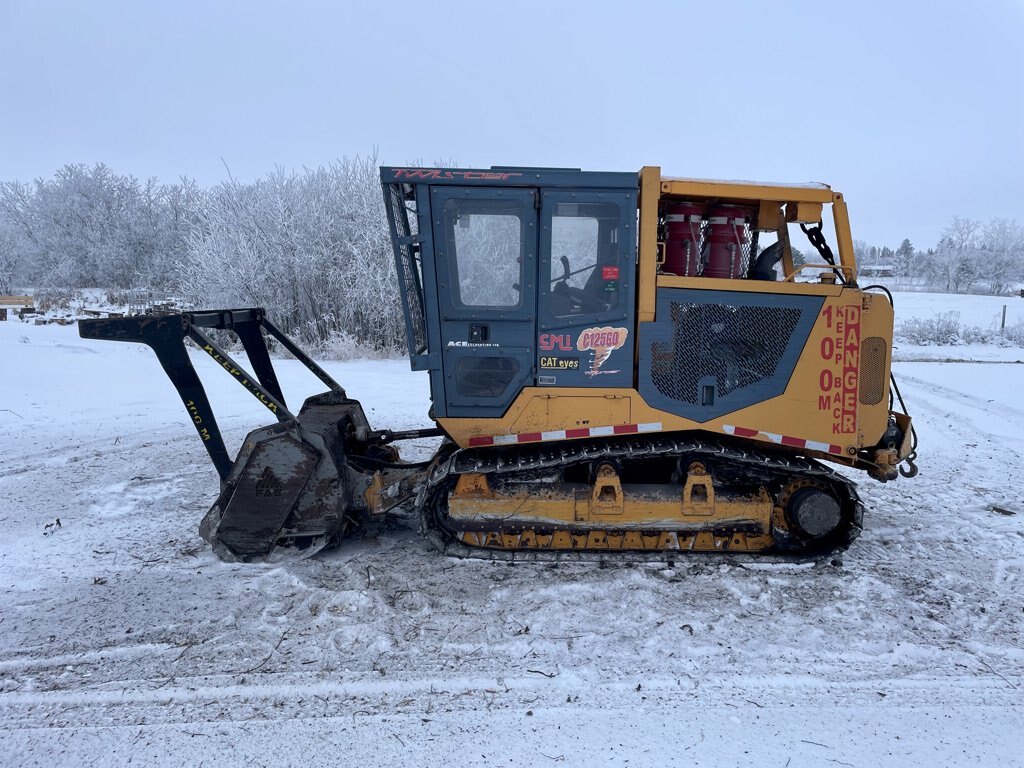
[890,291,1024,362]
[890,290,1022,328]
[1,301,1022,767]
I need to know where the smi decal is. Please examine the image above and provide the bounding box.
[577,326,628,376]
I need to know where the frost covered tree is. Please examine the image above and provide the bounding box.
[978,218,1024,295]
[0,199,29,294]
[0,230,17,294]
[894,238,915,277]
[928,216,981,293]
[853,239,874,265]
[0,182,38,291]
[0,156,405,351]
[180,154,404,354]
[0,164,201,302]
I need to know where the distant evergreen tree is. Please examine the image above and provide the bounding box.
[894,238,915,276]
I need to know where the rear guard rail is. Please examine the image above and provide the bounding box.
[79,309,438,562]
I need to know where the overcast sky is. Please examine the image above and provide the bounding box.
[1,0,1021,246]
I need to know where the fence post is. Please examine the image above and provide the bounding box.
[1002,305,1007,333]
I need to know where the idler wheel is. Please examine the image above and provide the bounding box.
[786,487,841,538]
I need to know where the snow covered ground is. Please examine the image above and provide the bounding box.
[1,309,1022,767]
[889,291,1024,362]
[889,291,1022,329]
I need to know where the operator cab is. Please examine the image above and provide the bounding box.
[382,167,637,418]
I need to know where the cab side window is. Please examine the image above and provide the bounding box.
[549,202,621,317]
[444,198,524,308]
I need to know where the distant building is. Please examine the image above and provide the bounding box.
[860,264,896,277]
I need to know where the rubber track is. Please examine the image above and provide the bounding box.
[417,434,864,563]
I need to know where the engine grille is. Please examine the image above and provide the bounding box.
[859,336,887,405]
[650,302,801,405]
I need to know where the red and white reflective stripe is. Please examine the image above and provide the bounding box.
[722,425,843,455]
[469,422,662,448]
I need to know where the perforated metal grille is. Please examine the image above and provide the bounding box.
[386,183,428,354]
[650,302,801,404]
[726,219,755,277]
[859,336,887,405]
[744,228,757,276]
[255,466,283,498]
[689,219,708,277]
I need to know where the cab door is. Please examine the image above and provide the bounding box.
[538,188,637,388]
[430,185,538,417]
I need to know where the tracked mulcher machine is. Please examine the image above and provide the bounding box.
[79,166,917,562]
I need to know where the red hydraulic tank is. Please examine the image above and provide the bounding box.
[704,206,751,279]
[662,202,704,276]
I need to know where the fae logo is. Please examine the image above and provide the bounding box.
[577,326,628,375]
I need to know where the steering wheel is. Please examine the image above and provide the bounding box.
[552,255,608,314]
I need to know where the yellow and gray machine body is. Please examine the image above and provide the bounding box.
[79,165,916,563]
[380,166,915,559]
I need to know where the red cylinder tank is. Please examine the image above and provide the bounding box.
[704,206,750,279]
[662,203,704,276]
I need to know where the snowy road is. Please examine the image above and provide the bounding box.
[1,324,1022,767]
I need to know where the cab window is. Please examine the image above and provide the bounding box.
[549,202,621,317]
[444,198,524,308]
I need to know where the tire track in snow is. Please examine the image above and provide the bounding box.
[848,369,1024,682]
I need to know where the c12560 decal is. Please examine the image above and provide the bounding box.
[539,328,628,375]
[578,326,628,375]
